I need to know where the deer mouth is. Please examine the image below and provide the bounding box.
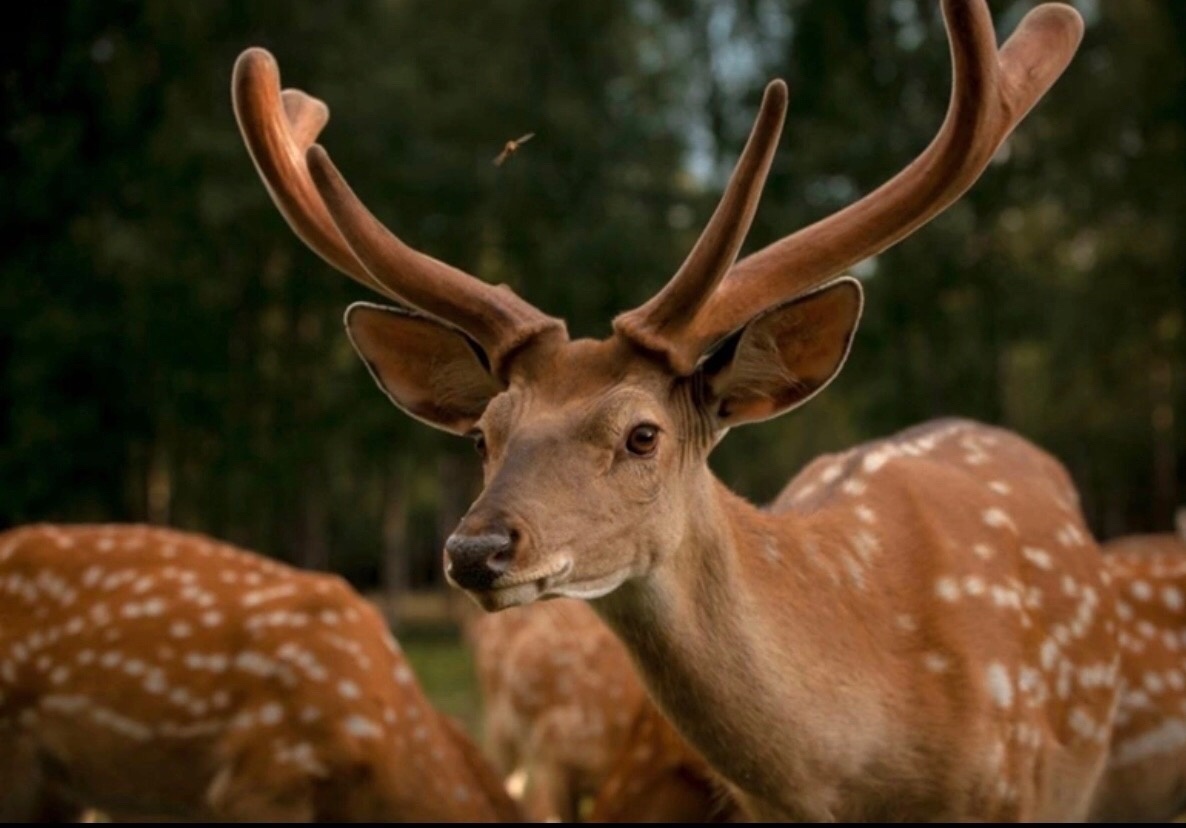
[461,556,574,611]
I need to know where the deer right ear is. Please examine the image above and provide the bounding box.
[345,302,501,435]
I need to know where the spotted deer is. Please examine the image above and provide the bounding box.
[461,598,649,822]
[0,524,523,822]
[462,597,735,823]
[1087,530,1186,821]
[587,699,739,824]
[232,0,1122,820]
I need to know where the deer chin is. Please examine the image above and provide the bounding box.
[543,570,631,601]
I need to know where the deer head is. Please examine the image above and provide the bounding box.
[232,0,1083,613]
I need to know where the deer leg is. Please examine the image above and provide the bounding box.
[520,760,579,824]
[204,758,316,823]
[0,733,86,822]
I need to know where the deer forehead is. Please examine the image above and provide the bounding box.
[485,346,679,438]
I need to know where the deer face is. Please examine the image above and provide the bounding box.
[453,342,684,609]
[346,278,861,611]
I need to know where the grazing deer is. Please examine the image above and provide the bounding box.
[0,523,522,823]
[1088,530,1186,821]
[232,0,1119,820]
[461,598,648,822]
[462,597,733,823]
[587,700,739,824]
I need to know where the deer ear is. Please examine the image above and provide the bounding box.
[699,277,863,427]
[345,302,501,435]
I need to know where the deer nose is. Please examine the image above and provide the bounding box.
[444,529,517,591]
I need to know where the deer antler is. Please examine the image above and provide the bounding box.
[614,0,1084,374]
[232,48,565,376]
[611,79,787,359]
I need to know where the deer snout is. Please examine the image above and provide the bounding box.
[444,528,518,591]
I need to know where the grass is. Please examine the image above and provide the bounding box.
[399,621,484,736]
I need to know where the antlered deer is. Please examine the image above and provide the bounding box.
[0,524,522,822]
[462,598,648,822]
[232,0,1121,820]
[1088,531,1186,821]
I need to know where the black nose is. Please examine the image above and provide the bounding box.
[444,530,516,591]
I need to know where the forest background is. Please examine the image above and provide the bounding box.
[3,1,1183,612]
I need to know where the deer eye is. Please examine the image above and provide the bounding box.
[469,430,488,460]
[625,423,660,457]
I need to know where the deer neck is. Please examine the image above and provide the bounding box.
[592,475,893,820]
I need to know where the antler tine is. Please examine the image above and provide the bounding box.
[648,0,1083,375]
[613,80,788,362]
[305,145,566,373]
[234,48,565,375]
[232,48,386,295]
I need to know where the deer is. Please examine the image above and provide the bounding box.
[460,598,649,822]
[231,0,1122,820]
[0,523,523,823]
[1086,529,1186,821]
[586,699,740,824]
[461,596,736,823]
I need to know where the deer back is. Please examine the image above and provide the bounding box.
[0,523,522,822]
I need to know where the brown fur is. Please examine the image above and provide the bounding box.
[462,596,740,823]
[0,524,523,822]
[1090,532,1186,821]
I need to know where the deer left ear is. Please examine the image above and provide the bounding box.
[698,277,863,427]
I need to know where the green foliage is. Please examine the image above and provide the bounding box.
[1,0,1182,587]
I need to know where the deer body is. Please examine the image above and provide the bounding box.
[588,696,737,823]
[591,417,1117,821]
[231,0,1104,820]
[0,524,520,822]
[1089,532,1186,821]
[464,598,649,822]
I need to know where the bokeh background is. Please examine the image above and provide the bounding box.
[2,0,1183,636]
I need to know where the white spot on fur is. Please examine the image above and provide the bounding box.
[820,464,843,484]
[169,621,192,638]
[1068,706,1097,741]
[841,478,867,497]
[1131,580,1153,601]
[986,662,1013,709]
[983,508,1017,532]
[862,448,893,474]
[343,714,383,740]
[963,576,986,597]
[936,577,961,603]
[1113,719,1186,768]
[1022,546,1053,570]
[924,653,950,673]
